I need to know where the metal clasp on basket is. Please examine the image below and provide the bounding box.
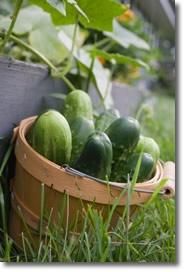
[63,165,166,196]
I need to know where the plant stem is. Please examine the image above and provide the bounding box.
[61,15,79,76]
[102,40,115,52]
[102,64,116,108]
[8,34,75,91]
[93,38,110,49]
[0,0,23,52]
[85,56,95,93]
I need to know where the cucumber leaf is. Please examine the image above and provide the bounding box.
[104,20,150,50]
[29,24,69,64]
[46,0,67,16]
[65,0,89,22]
[0,6,69,64]
[0,6,51,35]
[29,0,124,31]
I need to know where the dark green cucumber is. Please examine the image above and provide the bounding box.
[70,116,95,165]
[95,108,120,132]
[63,90,93,124]
[105,117,140,181]
[27,110,72,165]
[121,152,155,182]
[73,132,112,180]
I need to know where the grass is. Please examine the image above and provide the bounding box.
[0,92,175,263]
[0,198,175,263]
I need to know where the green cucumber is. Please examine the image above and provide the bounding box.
[27,110,72,165]
[105,117,140,181]
[70,116,95,165]
[121,152,155,182]
[63,90,93,124]
[74,132,112,180]
[95,108,120,132]
[135,135,160,163]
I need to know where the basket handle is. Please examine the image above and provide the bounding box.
[161,161,175,199]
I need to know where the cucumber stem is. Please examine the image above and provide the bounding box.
[85,56,95,93]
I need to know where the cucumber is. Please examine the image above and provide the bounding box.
[105,117,140,181]
[135,135,160,163]
[95,108,120,132]
[63,90,93,124]
[73,132,113,180]
[121,152,155,182]
[70,116,95,165]
[27,110,72,165]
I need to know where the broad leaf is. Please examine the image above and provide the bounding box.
[0,16,11,32]
[29,0,76,25]
[30,0,124,31]
[65,0,89,22]
[0,5,69,64]
[104,20,150,50]
[77,0,124,31]
[47,0,66,16]
[91,49,150,70]
[0,6,51,35]
[29,25,69,64]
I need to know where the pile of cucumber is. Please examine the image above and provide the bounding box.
[27,90,160,183]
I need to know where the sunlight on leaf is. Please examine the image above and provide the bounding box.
[29,25,69,64]
[104,20,150,50]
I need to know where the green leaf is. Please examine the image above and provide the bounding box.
[104,20,150,50]
[0,6,69,64]
[58,29,109,98]
[65,0,89,22]
[91,49,150,70]
[77,0,123,31]
[30,0,124,31]
[29,24,69,64]
[29,0,76,25]
[0,16,11,32]
[0,6,51,35]
[47,0,66,16]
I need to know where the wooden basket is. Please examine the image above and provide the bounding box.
[9,117,175,248]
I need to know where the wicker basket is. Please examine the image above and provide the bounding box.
[9,116,175,248]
